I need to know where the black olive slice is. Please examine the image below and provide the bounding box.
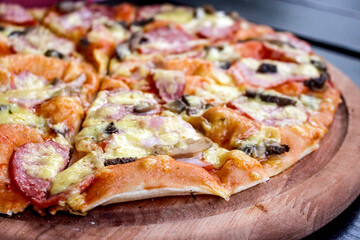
[310,60,327,72]
[245,90,297,107]
[256,63,277,73]
[0,26,5,31]
[44,49,64,59]
[131,18,154,27]
[133,102,157,114]
[265,144,290,156]
[259,94,297,107]
[104,157,138,166]
[219,61,232,70]
[304,73,327,91]
[8,30,27,38]
[104,122,119,134]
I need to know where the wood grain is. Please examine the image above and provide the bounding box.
[0,64,359,240]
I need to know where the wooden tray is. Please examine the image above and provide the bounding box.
[1,63,359,240]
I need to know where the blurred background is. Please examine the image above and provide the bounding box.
[2,0,360,239]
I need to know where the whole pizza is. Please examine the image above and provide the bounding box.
[0,2,340,216]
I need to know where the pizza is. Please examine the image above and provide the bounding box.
[0,2,340,216]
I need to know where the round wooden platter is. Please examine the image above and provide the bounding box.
[1,63,360,240]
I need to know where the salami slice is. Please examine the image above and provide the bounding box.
[0,3,36,26]
[9,141,70,208]
[139,25,198,54]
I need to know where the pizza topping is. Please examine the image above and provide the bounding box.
[139,25,199,54]
[9,141,70,207]
[56,1,84,14]
[265,144,290,156]
[44,49,65,59]
[230,58,319,88]
[0,3,36,25]
[165,95,206,115]
[310,60,327,72]
[131,18,154,27]
[133,102,158,114]
[230,90,307,127]
[304,72,328,91]
[245,90,297,107]
[50,152,103,195]
[104,122,119,134]
[236,126,286,158]
[8,29,28,38]
[153,138,213,159]
[104,157,138,166]
[256,63,277,73]
[9,27,76,57]
[152,69,186,102]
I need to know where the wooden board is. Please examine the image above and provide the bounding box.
[0,63,359,240]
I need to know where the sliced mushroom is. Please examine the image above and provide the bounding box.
[133,102,158,114]
[56,1,84,13]
[153,138,213,159]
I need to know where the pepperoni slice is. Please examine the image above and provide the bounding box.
[0,3,36,26]
[9,141,70,208]
[139,25,197,54]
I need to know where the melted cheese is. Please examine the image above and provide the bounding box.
[0,99,46,129]
[50,152,104,195]
[232,93,307,127]
[24,143,64,180]
[195,81,241,104]
[155,7,193,24]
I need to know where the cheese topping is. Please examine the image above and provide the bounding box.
[51,151,104,195]
[24,143,64,180]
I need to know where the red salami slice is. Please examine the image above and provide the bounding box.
[139,25,197,54]
[0,3,36,26]
[9,141,70,208]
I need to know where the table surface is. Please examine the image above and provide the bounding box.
[166,0,360,239]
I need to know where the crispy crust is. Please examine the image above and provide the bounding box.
[262,125,324,176]
[76,156,229,212]
[215,150,269,194]
[0,124,43,214]
[36,96,84,141]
